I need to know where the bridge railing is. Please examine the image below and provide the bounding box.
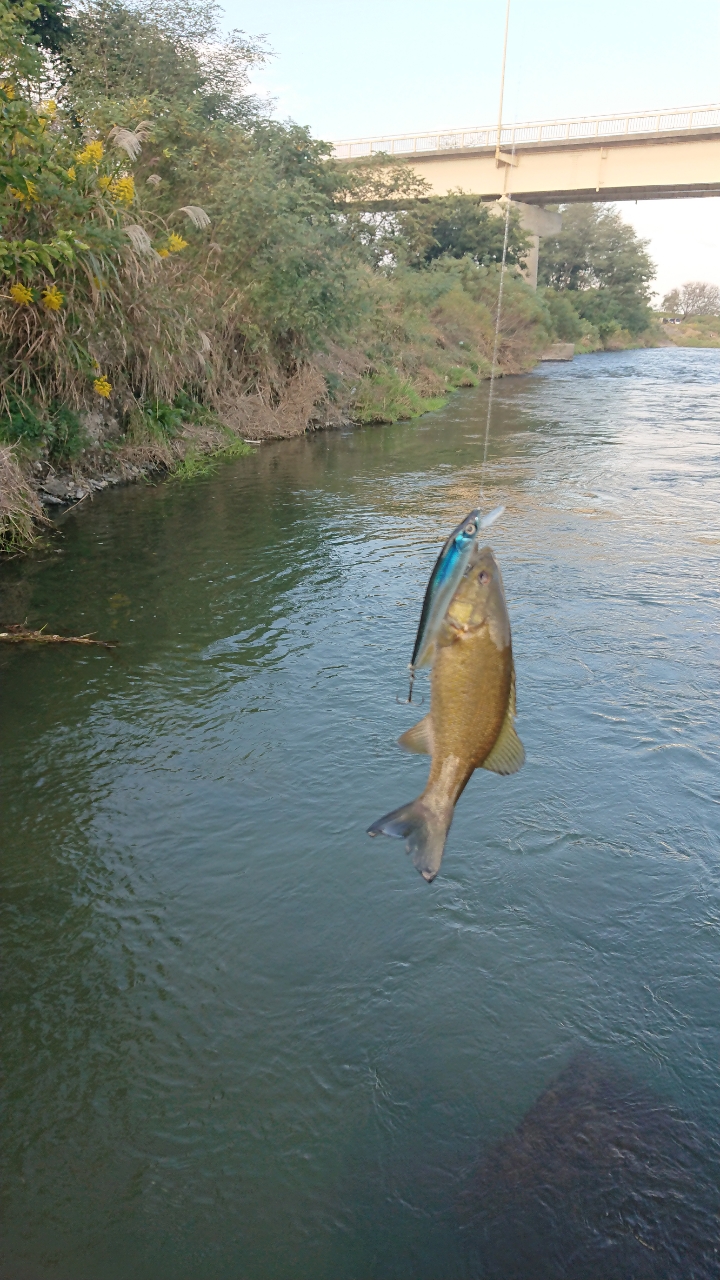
[332,104,720,159]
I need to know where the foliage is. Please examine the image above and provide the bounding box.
[0,0,550,424]
[659,313,720,349]
[171,433,253,479]
[12,0,72,52]
[400,194,529,270]
[539,203,656,338]
[0,393,87,458]
[66,0,266,123]
[0,0,212,411]
[542,288,584,342]
[340,187,529,274]
[340,257,553,425]
[662,281,720,318]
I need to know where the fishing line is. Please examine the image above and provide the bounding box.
[479,186,513,501]
[479,0,514,503]
[398,0,514,703]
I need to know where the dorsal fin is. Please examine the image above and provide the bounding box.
[482,666,525,775]
[398,714,434,756]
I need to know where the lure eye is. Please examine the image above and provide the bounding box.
[464,524,476,535]
[478,571,490,584]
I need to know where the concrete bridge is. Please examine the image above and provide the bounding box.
[333,104,720,203]
[334,103,720,286]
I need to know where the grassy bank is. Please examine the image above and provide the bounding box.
[659,316,720,348]
[0,255,555,552]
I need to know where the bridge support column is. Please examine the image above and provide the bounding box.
[490,201,562,289]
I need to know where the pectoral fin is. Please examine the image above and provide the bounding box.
[398,714,434,755]
[482,667,525,775]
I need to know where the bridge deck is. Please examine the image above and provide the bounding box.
[334,105,720,203]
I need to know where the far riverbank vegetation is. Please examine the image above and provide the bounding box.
[1,0,718,552]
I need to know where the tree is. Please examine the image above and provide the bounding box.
[538,203,656,337]
[63,0,266,127]
[543,289,584,342]
[9,0,72,53]
[396,193,529,271]
[662,281,720,318]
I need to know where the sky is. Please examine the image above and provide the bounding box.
[222,0,720,299]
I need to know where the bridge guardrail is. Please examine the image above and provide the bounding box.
[333,105,720,160]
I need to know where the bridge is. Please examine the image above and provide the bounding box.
[333,104,720,203]
[334,104,720,287]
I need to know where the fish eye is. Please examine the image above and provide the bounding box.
[478,570,490,584]
[464,523,476,535]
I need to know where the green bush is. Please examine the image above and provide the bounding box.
[543,289,584,342]
[0,395,87,460]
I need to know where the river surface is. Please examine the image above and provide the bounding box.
[2,348,720,1279]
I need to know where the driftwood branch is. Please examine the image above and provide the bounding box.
[0,624,117,649]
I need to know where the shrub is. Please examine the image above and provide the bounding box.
[0,395,87,460]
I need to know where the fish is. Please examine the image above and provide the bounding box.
[409,505,505,679]
[369,544,524,882]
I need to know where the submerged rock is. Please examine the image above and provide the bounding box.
[467,1053,720,1279]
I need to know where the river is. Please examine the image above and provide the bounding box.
[2,348,720,1279]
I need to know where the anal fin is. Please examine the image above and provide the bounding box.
[398,714,434,756]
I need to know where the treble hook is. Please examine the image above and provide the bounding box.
[395,667,424,706]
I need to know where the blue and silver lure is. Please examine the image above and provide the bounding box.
[403,504,505,702]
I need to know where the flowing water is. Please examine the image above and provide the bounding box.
[2,348,720,1279]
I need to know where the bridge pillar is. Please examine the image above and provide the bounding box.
[490,201,562,290]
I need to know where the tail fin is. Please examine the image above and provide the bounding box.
[367,797,453,883]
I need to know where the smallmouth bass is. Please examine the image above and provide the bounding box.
[369,545,524,882]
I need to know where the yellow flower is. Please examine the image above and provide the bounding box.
[9,283,33,306]
[110,174,135,204]
[98,175,112,191]
[167,234,188,253]
[1,82,15,100]
[9,180,39,209]
[39,99,57,117]
[157,248,169,258]
[93,375,112,398]
[76,140,103,166]
[67,166,76,181]
[42,285,64,312]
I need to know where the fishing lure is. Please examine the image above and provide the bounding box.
[402,505,505,702]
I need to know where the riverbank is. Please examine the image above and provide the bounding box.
[2,262,697,559]
[1,259,557,554]
[0,300,681,558]
[660,315,720,347]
